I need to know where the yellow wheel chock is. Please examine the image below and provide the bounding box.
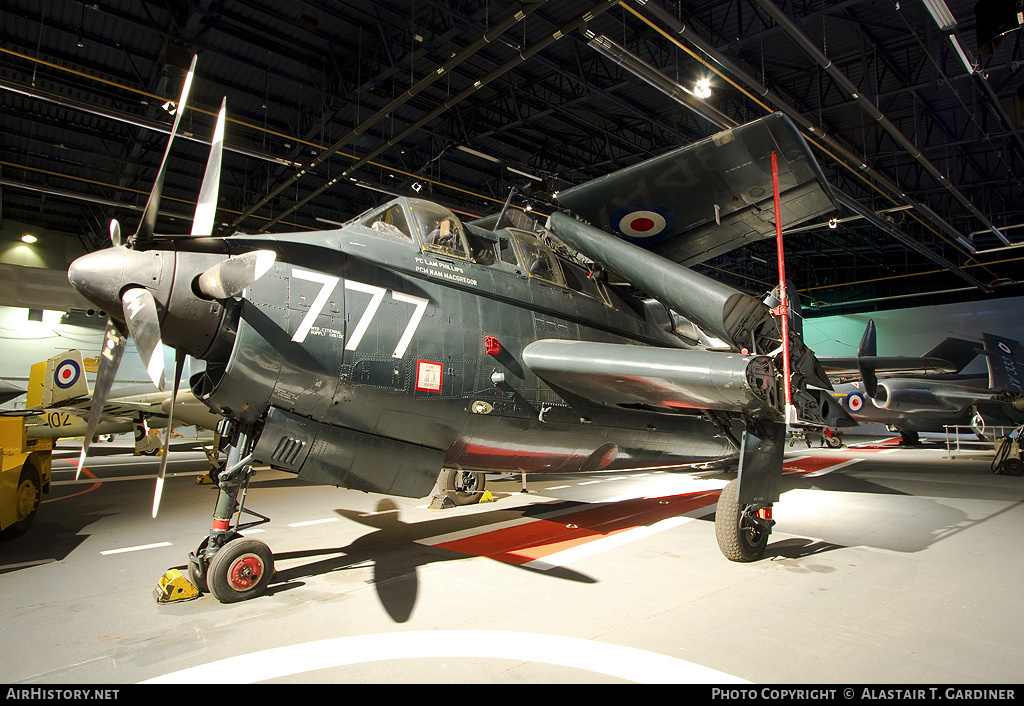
[154,569,201,603]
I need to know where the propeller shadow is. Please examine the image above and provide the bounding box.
[262,498,596,623]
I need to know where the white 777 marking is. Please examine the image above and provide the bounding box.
[290,269,429,358]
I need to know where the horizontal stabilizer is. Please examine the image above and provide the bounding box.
[555,113,836,265]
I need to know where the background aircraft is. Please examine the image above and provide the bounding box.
[66,59,841,604]
[826,320,1024,446]
[2,349,221,457]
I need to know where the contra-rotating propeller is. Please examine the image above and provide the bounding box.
[73,57,276,519]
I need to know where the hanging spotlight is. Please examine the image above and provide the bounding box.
[21,234,37,244]
[693,77,712,99]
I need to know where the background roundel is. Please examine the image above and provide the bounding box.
[610,204,676,243]
[998,341,1013,355]
[846,392,864,413]
[53,359,81,389]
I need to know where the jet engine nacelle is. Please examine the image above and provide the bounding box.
[872,380,979,414]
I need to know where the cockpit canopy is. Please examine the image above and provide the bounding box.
[361,197,471,259]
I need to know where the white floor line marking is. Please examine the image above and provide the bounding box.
[287,518,340,528]
[544,485,571,490]
[577,480,601,485]
[140,630,747,684]
[51,474,178,485]
[99,542,172,555]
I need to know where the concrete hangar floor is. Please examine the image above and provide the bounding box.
[1,432,1021,685]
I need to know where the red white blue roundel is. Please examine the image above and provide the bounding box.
[846,392,864,413]
[611,204,676,243]
[53,359,81,389]
[998,341,1013,355]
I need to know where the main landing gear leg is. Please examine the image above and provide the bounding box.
[180,424,275,604]
[714,420,785,562]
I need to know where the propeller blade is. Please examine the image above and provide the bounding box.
[191,97,226,237]
[153,350,185,519]
[197,250,276,299]
[121,288,165,391]
[109,219,121,247]
[134,54,198,245]
[76,321,126,480]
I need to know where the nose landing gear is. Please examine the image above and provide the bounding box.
[156,423,274,604]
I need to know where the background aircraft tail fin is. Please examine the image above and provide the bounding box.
[981,335,1024,396]
[856,320,878,396]
[27,350,90,408]
[857,320,877,357]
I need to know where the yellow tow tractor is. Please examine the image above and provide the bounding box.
[0,416,52,539]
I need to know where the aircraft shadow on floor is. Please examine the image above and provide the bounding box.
[173,497,597,622]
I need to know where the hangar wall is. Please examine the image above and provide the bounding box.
[802,295,1024,376]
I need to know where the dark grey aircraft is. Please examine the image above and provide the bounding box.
[827,320,1024,451]
[67,59,841,603]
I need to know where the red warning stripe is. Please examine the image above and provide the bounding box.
[433,491,719,567]
[783,456,860,476]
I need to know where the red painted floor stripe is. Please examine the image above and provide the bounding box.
[783,456,856,476]
[435,491,719,566]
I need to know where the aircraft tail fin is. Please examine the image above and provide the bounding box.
[923,337,980,373]
[856,320,878,397]
[981,335,1024,396]
[857,320,877,357]
[27,350,91,408]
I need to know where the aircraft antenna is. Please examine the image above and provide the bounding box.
[771,152,798,426]
[496,186,518,230]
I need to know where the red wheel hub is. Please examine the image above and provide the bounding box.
[227,553,264,590]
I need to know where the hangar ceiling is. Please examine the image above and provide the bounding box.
[3,0,1024,317]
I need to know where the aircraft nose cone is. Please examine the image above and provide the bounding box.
[68,247,128,315]
[68,246,167,319]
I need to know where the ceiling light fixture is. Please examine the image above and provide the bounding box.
[507,166,544,181]
[922,0,957,32]
[948,34,976,74]
[21,234,37,244]
[456,145,500,163]
[693,77,711,99]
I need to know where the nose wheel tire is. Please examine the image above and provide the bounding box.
[206,537,274,603]
[715,478,770,562]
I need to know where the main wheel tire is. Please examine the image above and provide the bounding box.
[715,479,770,562]
[1,463,42,539]
[439,468,486,506]
[824,434,843,449]
[207,537,274,603]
